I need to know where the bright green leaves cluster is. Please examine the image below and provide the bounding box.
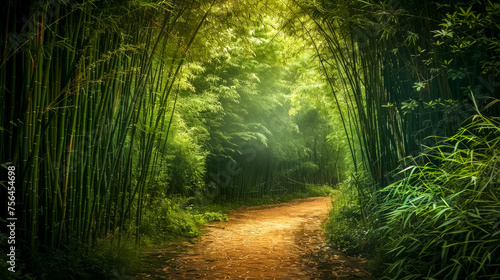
[171,10,345,202]
[189,23,295,200]
[434,1,500,75]
[377,109,500,280]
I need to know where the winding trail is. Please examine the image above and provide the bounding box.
[135,196,373,279]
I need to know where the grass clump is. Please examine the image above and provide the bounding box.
[141,197,228,240]
[374,110,500,279]
[324,175,378,255]
[305,184,338,197]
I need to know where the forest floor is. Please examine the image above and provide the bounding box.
[134,196,374,279]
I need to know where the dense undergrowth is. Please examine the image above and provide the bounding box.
[325,175,379,255]
[326,107,500,279]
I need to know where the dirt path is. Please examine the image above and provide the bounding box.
[135,197,373,279]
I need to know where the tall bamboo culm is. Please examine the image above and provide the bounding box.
[0,0,215,253]
[297,0,495,189]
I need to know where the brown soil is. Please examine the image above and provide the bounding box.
[135,197,374,279]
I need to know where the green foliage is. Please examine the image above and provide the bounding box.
[325,176,379,255]
[304,184,337,197]
[0,0,220,253]
[141,195,229,241]
[311,1,500,275]
[186,13,345,202]
[375,109,500,279]
[162,119,208,196]
[325,203,369,252]
[198,211,229,223]
[432,0,500,75]
[143,198,201,238]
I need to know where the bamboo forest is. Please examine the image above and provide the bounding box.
[1,0,499,279]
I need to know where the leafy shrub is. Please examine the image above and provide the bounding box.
[198,212,229,223]
[376,109,500,280]
[142,198,203,238]
[325,203,369,252]
[305,184,336,197]
[324,177,379,254]
[142,197,228,240]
